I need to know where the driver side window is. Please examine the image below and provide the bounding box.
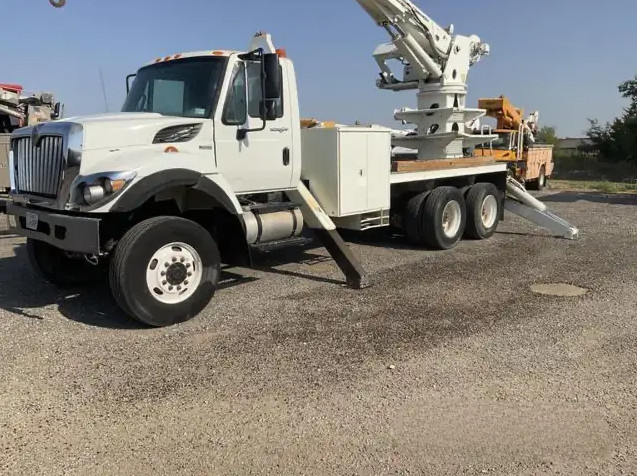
[222,63,247,125]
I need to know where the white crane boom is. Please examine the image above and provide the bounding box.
[355,0,495,160]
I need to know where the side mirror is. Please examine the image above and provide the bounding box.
[263,53,281,100]
[126,74,136,94]
[235,50,282,140]
[52,102,63,119]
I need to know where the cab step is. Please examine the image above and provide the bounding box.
[243,201,302,214]
[251,236,314,253]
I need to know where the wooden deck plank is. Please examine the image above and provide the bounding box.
[391,157,498,173]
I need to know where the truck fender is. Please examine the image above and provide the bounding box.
[110,169,242,216]
[110,169,252,267]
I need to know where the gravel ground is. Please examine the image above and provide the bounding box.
[0,190,635,475]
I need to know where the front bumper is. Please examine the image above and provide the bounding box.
[6,202,101,254]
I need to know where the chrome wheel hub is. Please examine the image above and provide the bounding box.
[146,242,202,304]
[442,200,462,238]
[481,195,498,229]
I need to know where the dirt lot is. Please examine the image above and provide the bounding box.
[0,190,635,475]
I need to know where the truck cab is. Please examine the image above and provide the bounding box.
[120,49,301,195]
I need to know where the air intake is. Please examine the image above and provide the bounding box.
[153,123,203,144]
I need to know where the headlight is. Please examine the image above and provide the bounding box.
[82,185,105,205]
[77,171,137,206]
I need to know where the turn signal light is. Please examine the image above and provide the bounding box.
[276,48,287,58]
[109,179,128,192]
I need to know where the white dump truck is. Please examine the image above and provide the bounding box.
[5,0,577,327]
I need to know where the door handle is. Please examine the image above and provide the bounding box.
[283,147,290,166]
[270,127,289,133]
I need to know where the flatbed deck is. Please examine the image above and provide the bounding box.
[389,157,506,184]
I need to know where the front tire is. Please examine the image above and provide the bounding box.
[109,217,221,327]
[26,239,105,288]
[464,183,502,240]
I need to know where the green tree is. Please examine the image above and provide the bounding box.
[536,126,558,145]
[586,75,637,162]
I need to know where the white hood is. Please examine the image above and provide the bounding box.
[61,112,207,151]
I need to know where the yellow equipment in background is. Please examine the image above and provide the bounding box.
[474,95,553,190]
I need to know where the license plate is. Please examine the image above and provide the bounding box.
[25,212,39,231]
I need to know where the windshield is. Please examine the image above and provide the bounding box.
[490,132,513,150]
[122,57,226,118]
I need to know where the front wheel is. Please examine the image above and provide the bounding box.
[109,217,221,327]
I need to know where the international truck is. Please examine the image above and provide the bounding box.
[5,0,577,327]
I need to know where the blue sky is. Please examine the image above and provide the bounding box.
[4,0,637,137]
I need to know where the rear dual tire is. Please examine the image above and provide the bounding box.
[403,183,502,249]
[464,183,502,240]
[403,186,467,250]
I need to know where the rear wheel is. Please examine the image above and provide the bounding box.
[421,187,467,250]
[109,216,221,327]
[26,239,105,288]
[403,192,429,244]
[465,183,502,240]
[527,165,546,191]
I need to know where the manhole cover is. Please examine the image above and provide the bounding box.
[530,283,588,297]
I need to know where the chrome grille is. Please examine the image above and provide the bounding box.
[12,135,65,198]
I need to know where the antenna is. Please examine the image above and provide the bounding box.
[99,68,109,112]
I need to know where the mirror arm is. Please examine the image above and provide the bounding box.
[126,74,136,94]
[236,51,269,141]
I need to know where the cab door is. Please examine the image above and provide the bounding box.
[213,58,294,194]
